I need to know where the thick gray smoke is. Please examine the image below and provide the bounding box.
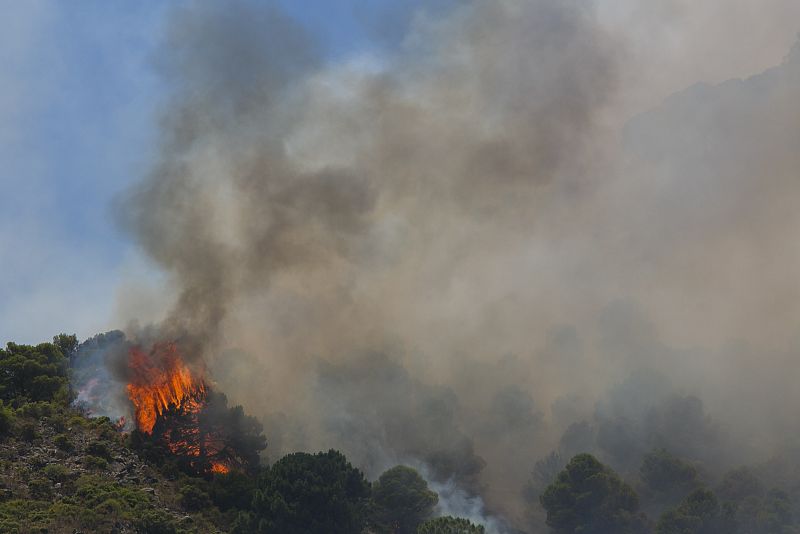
[117,0,800,529]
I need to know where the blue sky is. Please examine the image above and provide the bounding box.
[0,0,454,344]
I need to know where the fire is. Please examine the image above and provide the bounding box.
[211,462,230,474]
[124,341,239,475]
[126,342,206,434]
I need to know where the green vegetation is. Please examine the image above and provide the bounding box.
[6,334,800,533]
[640,449,698,495]
[371,465,439,533]
[236,450,371,534]
[540,453,649,533]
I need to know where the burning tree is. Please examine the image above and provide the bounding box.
[125,341,266,476]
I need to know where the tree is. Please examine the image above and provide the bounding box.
[656,488,736,534]
[52,334,78,357]
[716,468,763,503]
[246,450,370,534]
[0,342,69,404]
[640,449,698,495]
[371,465,438,534]
[137,390,267,477]
[417,516,486,533]
[540,453,648,534]
[715,469,798,534]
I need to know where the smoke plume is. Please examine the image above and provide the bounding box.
[115,0,800,529]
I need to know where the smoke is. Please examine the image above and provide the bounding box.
[114,0,800,529]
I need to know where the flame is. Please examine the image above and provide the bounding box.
[124,341,236,475]
[125,342,206,434]
[211,462,230,474]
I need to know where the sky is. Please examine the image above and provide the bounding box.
[0,0,450,345]
[1,0,799,345]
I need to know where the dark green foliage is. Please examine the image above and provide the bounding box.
[84,455,109,470]
[656,488,736,534]
[18,421,37,441]
[179,481,213,511]
[86,440,113,461]
[417,516,486,533]
[208,471,257,511]
[540,453,648,534]
[16,400,54,419]
[245,450,371,534]
[53,433,72,451]
[64,474,168,531]
[133,509,180,534]
[42,464,70,483]
[52,334,78,357]
[0,342,69,404]
[45,412,67,432]
[641,449,698,494]
[0,499,50,533]
[28,477,53,499]
[0,402,15,435]
[371,465,439,534]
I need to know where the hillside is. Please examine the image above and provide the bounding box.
[0,337,491,534]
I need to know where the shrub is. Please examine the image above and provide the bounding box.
[68,415,87,428]
[86,440,113,460]
[132,509,179,534]
[28,478,52,500]
[179,483,212,512]
[16,401,54,419]
[0,499,49,532]
[18,421,38,441]
[0,404,14,435]
[43,464,70,483]
[53,433,72,451]
[84,456,109,470]
[45,413,66,433]
[208,471,255,511]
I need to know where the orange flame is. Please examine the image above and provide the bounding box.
[211,462,230,474]
[125,342,206,434]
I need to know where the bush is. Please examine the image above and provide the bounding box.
[53,433,72,451]
[43,464,70,483]
[18,421,38,441]
[16,401,54,419]
[0,404,15,435]
[208,471,256,511]
[28,478,52,500]
[179,483,212,511]
[84,456,109,470]
[0,499,49,532]
[86,440,113,460]
[45,413,66,433]
[68,415,87,428]
[132,509,179,534]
